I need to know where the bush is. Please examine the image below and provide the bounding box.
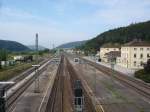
[0,63,32,81]
[135,69,150,83]
[144,59,150,72]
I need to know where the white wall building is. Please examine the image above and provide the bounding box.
[14,56,24,61]
[100,43,120,62]
[118,40,150,69]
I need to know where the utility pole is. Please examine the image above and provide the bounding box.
[94,56,97,112]
[33,33,40,93]
[36,33,38,64]
[110,58,115,83]
[53,44,55,49]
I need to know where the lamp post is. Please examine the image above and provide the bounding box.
[110,58,116,83]
[33,33,40,93]
[93,56,97,112]
[32,65,40,93]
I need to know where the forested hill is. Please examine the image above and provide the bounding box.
[80,20,150,52]
[57,40,87,49]
[0,40,30,52]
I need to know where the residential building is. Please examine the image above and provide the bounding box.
[100,43,120,62]
[105,51,121,63]
[118,40,150,69]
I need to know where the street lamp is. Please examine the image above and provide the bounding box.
[32,65,40,93]
[110,58,116,83]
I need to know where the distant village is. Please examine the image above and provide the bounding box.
[64,39,150,71]
[0,55,34,68]
[1,39,150,71]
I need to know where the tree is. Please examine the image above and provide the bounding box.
[0,49,8,69]
[144,59,150,73]
[0,49,8,61]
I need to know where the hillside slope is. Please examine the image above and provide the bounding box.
[0,40,30,52]
[80,21,150,51]
[57,40,86,49]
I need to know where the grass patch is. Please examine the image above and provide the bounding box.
[0,63,32,81]
[135,69,150,83]
[102,81,127,101]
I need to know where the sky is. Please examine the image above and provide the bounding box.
[0,0,150,48]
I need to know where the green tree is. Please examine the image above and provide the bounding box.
[0,49,8,61]
[144,59,150,73]
[0,49,8,69]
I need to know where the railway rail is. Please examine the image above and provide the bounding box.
[81,58,150,100]
[45,56,64,112]
[0,59,49,91]
[66,58,96,112]
[4,59,51,112]
[45,55,95,112]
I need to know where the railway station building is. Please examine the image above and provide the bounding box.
[99,43,121,62]
[117,40,150,69]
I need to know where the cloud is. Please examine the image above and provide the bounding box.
[0,20,89,48]
[0,6,60,27]
[1,7,34,20]
[0,0,150,47]
[72,0,150,27]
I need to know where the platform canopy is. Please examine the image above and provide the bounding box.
[0,81,15,84]
[32,65,40,67]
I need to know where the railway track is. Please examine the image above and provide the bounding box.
[45,56,64,112]
[5,59,51,112]
[66,58,96,112]
[0,59,49,91]
[45,55,95,112]
[82,58,150,100]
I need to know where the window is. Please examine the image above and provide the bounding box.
[134,54,136,58]
[140,54,143,59]
[134,48,137,50]
[134,61,136,66]
[147,48,150,50]
[140,48,143,51]
[147,54,150,58]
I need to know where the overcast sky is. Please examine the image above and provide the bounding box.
[0,0,150,48]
